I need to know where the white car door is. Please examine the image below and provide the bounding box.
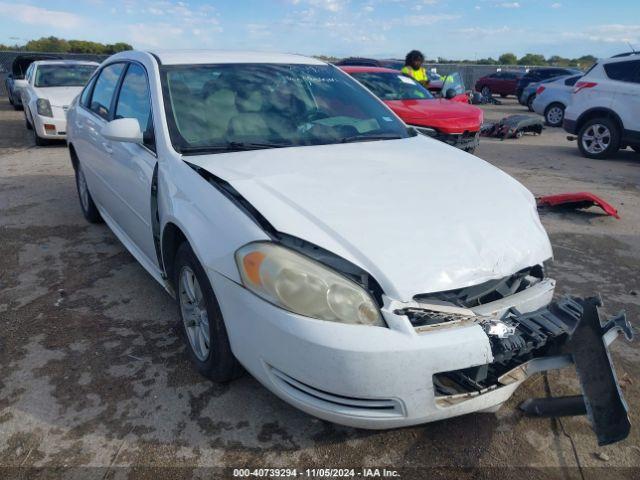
[73,62,127,214]
[103,62,159,267]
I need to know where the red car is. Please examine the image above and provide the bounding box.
[474,70,523,98]
[341,66,483,153]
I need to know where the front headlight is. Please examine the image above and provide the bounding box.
[236,242,384,327]
[36,98,53,117]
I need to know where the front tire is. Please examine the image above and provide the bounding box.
[33,128,48,146]
[544,103,565,127]
[174,242,243,383]
[75,162,102,223]
[577,117,621,159]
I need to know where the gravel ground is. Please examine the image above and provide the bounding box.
[1,96,639,479]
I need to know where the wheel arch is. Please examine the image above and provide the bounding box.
[160,221,189,287]
[68,143,79,171]
[576,108,623,134]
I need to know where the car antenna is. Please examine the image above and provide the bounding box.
[627,42,637,53]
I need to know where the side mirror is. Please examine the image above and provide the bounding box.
[101,118,143,143]
[13,79,28,88]
[445,88,456,100]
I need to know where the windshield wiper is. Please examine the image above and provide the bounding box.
[340,133,403,144]
[178,141,291,155]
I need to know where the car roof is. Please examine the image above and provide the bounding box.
[148,50,325,66]
[32,60,99,66]
[339,66,400,74]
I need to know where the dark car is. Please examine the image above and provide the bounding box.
[474,70,523,98]
[516,67,582,99]
[335,57,404,69]
[5,54,61,109]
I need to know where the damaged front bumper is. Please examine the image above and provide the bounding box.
[414,126,480,152]
[213,269,631,442]
[425,296,632,445]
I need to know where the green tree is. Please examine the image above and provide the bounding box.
[105,42,133,54]
[518,53,547,66]
[25,36,69,52]
[575,55,597,68]
[499,52,517,65]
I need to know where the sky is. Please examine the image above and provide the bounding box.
[1,0,639,59]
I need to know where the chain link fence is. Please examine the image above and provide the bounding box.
[425,64,529,91]
[0,51,109,96]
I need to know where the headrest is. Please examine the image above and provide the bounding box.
[235,90,263,113]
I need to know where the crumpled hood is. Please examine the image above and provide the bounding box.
[386,99,483,133]
[188,135,552,301]
[32,86,83,107]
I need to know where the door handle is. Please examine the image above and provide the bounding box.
[102,142,113,154]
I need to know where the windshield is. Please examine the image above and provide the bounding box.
[441,72,466,96]
[351,72,434,101]
[161,64,414,154]
[34,65,96,87]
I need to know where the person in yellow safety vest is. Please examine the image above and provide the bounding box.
[401,50,429,87]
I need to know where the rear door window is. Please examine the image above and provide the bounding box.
[604,60,640,83]
[90,63,125,120]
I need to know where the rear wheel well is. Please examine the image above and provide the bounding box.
[68,143,79,171]
[161,223,188,286]
[576,109,623,134]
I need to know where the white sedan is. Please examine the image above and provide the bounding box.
[532,74,582,127]
[65,50,628,431]
[22,60,98,145]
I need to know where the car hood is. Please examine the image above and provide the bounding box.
[32,86,83,107]
[385,99,483,133]
[188,135,552,301]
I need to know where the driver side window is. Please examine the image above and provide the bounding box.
[115,63,155,151]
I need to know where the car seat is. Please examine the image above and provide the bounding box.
[227,90,271,141]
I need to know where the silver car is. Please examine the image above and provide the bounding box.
[532,75,582,127]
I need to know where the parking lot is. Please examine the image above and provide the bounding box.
[1,95,639,478]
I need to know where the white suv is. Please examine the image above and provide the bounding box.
[564,53,640,158]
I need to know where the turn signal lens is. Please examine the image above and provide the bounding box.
[236,242,385,327]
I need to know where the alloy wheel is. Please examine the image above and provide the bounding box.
[546,106,563,126]
[179,266,210,361]
[581,124,611,155]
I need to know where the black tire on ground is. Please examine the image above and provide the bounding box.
[527,94,536,112]
[544,102,565,127]
[25,115,32,130]
[632,146,640,154]
[481,86,491,98]
[577,117,621,159]
[74,162,103,223]
[13,101,22,111]
[33,128,48,146]
[174,242,243,383]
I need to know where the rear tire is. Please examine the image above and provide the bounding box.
[75,162,103,223]
[577,117,621,159]
[527,94,536,112]
[174,242,243,383]
[544,103,565,127]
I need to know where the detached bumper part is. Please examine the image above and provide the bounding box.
[520,297,632,446]
[433,296,633,446]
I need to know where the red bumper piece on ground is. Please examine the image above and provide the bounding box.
[536,192,620,219]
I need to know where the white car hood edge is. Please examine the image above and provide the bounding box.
[187,135,553,301]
